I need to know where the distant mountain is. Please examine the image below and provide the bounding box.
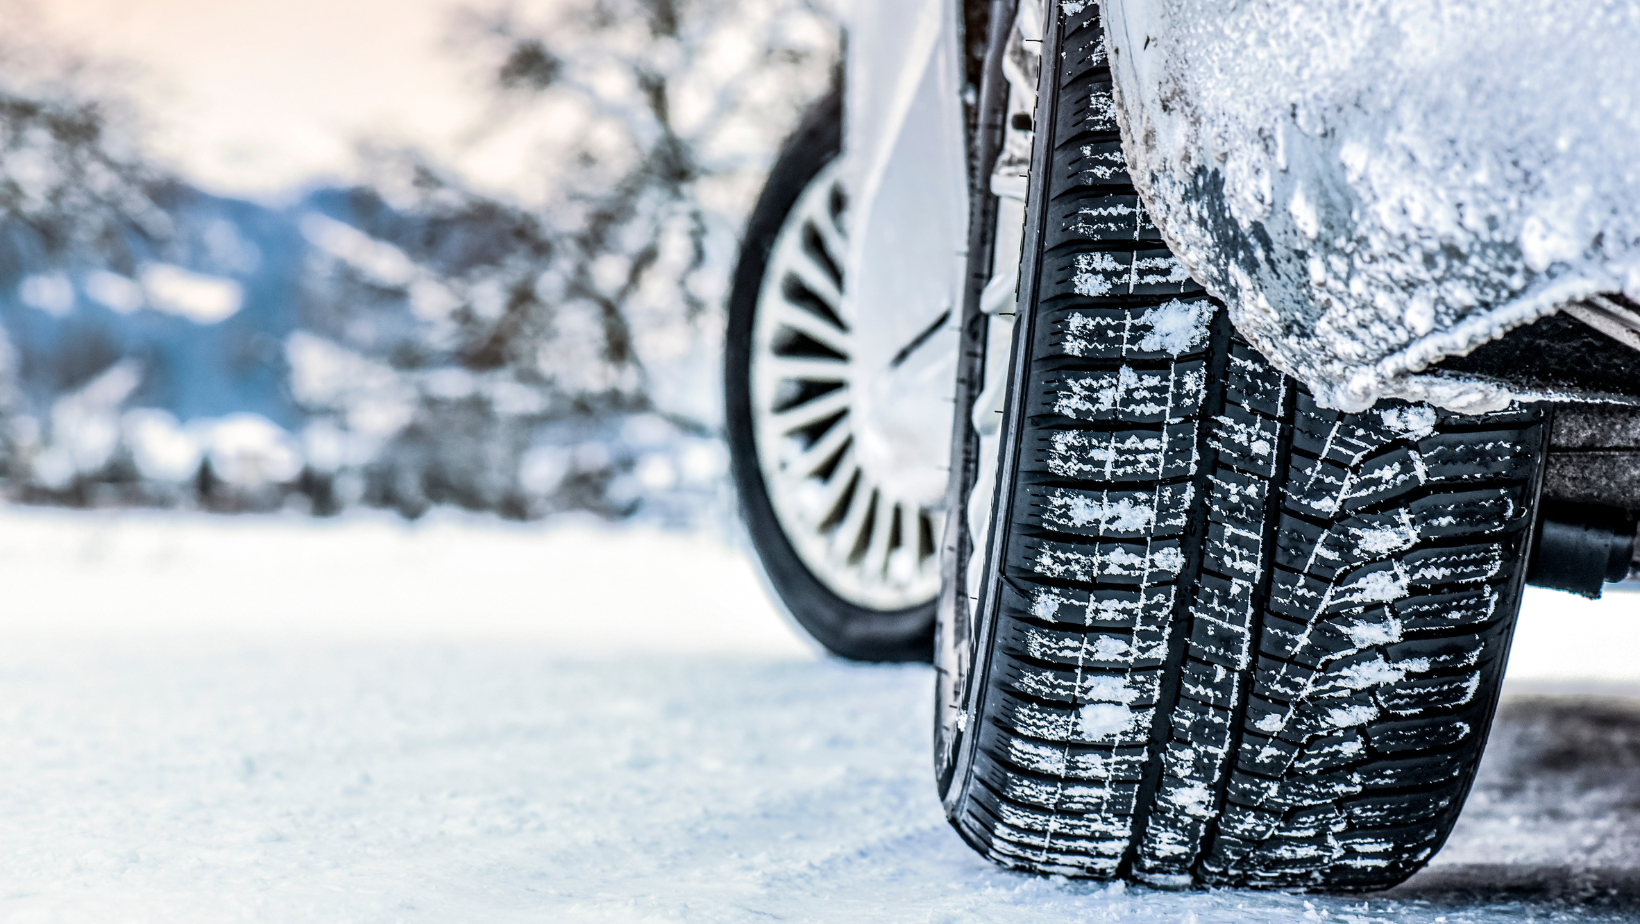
[0,183,727,524]
[1,184,304,429]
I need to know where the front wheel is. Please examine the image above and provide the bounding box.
[938,4,1551,889]
[725,90,943,662]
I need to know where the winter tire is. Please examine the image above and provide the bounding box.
[938,4,1552,889]
[726,89,939,663]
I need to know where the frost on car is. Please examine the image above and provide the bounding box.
[1103,0,1640,414]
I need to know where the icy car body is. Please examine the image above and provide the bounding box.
[1103,0,1640,413]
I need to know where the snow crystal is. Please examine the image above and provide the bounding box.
[1078,703,1135,740]
[1347,569,1410,605]
[1073,251,1122,297]
[1105,0,1640,411]
[1353,523,1418,557]
[1053,364,1204,420]
[1334,656,1426,691]
[1089,636,1132,660]
[1033,541,1183,582]
[1081,675,1137,704]
[1455,671,1482,705]
[1136,298,1212,355]
[1024,630,1135,665]
[1380,405,1439,440]
[1151,546,1185,573]
[1210,413,1276,462]
[1166,783,1212,817]
[1351,840,1395,854]
[1054,493,1154,531]
[1047,430,1179,481]
[1342,614,1404,649]
[1079,145,1129,183]
[1071,202,1140,238]
[1132,255,1191,288]
[1254,712,1284,734]
[1009,739,1066,776]
[1327,704,1380,729]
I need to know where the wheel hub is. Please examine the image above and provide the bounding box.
[749,162,955,611]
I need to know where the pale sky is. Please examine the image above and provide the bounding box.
[28,0,521,198]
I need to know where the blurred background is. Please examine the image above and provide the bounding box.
[0,0,836,525]
[0,0,1631,674]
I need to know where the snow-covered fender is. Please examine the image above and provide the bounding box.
[1102,0,1640,412]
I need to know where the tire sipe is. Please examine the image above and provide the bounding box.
[939,5,1551,888]
[726,89,936,663]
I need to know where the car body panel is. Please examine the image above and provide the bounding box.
[1104,0,1640,412]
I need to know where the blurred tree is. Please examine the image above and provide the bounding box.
[442,0,839,413]
[0,34,169,498]
[0,0,838,523]
[0,37,166,273]
[290,0,839,518]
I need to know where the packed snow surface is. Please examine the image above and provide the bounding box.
[1104,0,1640,411]
[0,506,1637,920]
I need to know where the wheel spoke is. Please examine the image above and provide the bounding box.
[803,449,860,525]
[806,209,848,277]
[768,298,852,358]
[760,354,850,383]
[781,411,852,478]
[829,475,876,561]
[768,386,851,435]
[861,493,897,579]
[783,246,846,311]
[919,508,943,565]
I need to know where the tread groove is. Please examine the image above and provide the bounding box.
[945,1,1550,891]
[1196,377,1296,878]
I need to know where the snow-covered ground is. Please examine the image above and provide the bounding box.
[0,507,1635,922]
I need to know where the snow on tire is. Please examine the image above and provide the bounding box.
[940,4,1550,890]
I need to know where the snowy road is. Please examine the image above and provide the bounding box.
[0,509,1637,922]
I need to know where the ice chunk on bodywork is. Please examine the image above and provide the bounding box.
[1102,0,1640,411]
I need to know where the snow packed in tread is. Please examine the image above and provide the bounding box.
[952,0,1547,892]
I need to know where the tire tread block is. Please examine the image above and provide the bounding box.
[952,1,1543,892]
[1030,361,1206,426]
[1041,246,1203,300]
[1024,423,1200,484]
[1051,194,1162,245]
[1038,300,1213,362]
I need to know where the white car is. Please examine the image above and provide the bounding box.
[725,0,1640,890]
